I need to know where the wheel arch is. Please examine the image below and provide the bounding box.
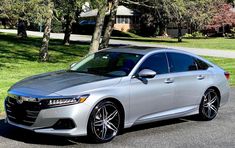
[101,98,125,131]
[206,86,221,104]
[88,97,126,133]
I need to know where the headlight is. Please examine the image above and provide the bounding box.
[47,94,89,107]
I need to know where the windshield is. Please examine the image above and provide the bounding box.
[70,52,143,77]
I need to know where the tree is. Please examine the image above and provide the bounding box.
[0,0,18,28]
[184,0,221,33]
[122,0,170,36]
[54,0,85,45]
[0,0,50,38]
[122,0,219,40]
[100,0,120,49]
[89,0,108,53]
[167,0,187,42]
[0,0,28,37]
[39,0,54,62]
[206,3,235,34]
[227,0,235,7]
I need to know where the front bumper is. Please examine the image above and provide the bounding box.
[6,102,92,137]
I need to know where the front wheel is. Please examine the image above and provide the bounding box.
[198,89,220,121]
[87,101,121,143]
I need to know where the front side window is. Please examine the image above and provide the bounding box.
[138,53,169,74]
[167,52,197,73]
[70,52,143,77]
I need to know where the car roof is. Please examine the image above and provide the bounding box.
[100,46,216,68]
[101,46,167,55]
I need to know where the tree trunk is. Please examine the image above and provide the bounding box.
[39,4,53,62]
[63,15,73,45]
[100,0,120,49]
[17,19,27,38]
[89,3,107,53]
[158,22,168,36]
[178,21,182,42]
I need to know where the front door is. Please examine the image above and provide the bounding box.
[129,52,175,123]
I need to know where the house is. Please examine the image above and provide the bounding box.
[79,5,140,32]
[79,5,189,37]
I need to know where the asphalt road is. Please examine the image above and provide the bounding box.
[0,89,234,148]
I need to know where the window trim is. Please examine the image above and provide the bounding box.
[166,51,200,74]
[194,57,211,71]
[133,52,170,77]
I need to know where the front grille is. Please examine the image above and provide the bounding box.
[5,96,41,126]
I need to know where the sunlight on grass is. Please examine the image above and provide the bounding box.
[113,37,235,51]
[204,56,235,86]
[0,33,89,112]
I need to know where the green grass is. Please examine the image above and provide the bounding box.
[112,36,235,51]
[205,56,235,86]
[0,33,89,112]
[0,33,234,113]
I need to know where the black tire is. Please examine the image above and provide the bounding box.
[198,89,220,121]
[87,101,121,143]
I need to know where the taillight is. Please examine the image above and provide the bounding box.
[224,72,230,80]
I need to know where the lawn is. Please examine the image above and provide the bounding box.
[112,37,235,51]
[0,33,234,113]
[205,56,235,86]
[0,33,89,112]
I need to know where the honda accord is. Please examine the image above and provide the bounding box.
[5,46,230,143]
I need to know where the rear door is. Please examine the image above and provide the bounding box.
[166,52,210,109]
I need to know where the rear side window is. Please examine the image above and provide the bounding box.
[138,53,169,74]
[167,52,197,73]
[195,58,209,70]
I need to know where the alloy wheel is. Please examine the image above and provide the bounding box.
[91,103,120,141]
[201,89,219,119]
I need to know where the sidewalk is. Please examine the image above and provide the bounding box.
[1,29,235,58]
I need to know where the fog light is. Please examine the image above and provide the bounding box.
[53,119,76,130]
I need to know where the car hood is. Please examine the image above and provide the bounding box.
[9,70,121,97]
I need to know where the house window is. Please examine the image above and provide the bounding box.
[116,16,131,24]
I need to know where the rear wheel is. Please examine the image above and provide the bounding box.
[199,89,220,121]
[88,101,121,143]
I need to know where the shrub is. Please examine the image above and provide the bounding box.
[225,27,235,38]
[183,31,205,39]
[128,29,137,34]
[192,31,204,38]
[183,33,193,38]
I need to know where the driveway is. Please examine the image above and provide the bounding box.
[0,88,234,148]
[1,29,235,59]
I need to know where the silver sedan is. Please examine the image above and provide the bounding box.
[5,47,230,143]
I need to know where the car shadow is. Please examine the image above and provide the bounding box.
[0,119,75,146]
[0,115,202,145]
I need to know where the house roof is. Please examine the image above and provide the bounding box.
[80,5,139,18]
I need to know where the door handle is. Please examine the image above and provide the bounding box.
[165,78,174,84]
[197,75,205,80]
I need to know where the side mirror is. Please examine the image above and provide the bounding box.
[70,63,77,68]
[137,69,156,79]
